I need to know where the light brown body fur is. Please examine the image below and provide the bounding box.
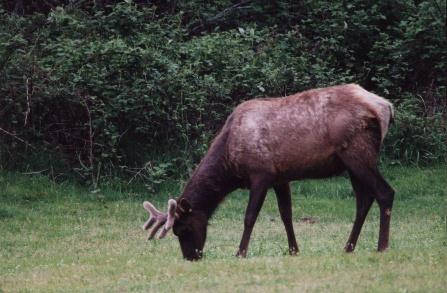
[225,84,392,181]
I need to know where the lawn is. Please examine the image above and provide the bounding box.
[0,165,445,292]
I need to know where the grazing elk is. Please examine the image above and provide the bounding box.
[143,84,395,260]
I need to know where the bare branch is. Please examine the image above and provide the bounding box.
[24,77,31,126]
[127,161,151,185]
[22,169,48,175]
[80,95,98,189]
[0,127,35,149]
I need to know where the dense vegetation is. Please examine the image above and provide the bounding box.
[0,1,445,187]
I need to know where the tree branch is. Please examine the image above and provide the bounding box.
[0,127,35,149]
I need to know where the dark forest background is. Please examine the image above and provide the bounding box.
[0,0,445,188]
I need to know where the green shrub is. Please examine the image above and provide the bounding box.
[0,1,445,188]
[384,94,446,164]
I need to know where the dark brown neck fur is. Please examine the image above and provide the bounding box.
[178,126,240,219]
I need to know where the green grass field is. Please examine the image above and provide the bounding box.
[0,165,445,292]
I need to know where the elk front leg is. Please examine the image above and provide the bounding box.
[273,183,299,255]
[236,176,271,258]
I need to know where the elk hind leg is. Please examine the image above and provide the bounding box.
[338,132,395,252]
[344,172,374,252]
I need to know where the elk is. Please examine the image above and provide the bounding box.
[142,84,395,260]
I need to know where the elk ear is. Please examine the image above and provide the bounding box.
[179,198,192,213]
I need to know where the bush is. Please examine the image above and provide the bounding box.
[384,94,446,164]
[0,1,445,188]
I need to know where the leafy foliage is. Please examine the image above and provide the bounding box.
[0,1,445,186]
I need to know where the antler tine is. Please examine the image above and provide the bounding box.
[147,221,165,240]
[142,217,156,231]
[158,199,177,239]
[142,201,167,236]
[143,201,164,217]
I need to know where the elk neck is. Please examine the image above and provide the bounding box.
[178,130,240,219]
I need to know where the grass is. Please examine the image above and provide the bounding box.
[0,165,445,292]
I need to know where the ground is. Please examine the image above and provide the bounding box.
[0,165,445,292]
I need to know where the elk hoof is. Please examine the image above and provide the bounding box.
[344,243,355,253]
[236,250,247,258]
[377,245,389,252]
[288,247,299,255]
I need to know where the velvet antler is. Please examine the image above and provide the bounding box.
[143,199,177,240]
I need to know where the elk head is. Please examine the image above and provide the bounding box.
[142,198,208,261]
